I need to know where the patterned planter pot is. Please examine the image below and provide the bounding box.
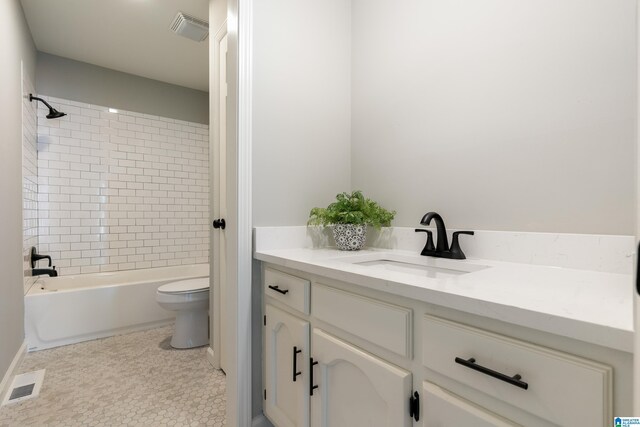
[333,224,367,251]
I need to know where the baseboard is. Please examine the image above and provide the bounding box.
[252,414,273,427]
[0,341,26,403]
[206,346,216,368]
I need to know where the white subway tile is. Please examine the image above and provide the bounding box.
[36,96,209,276]
[110,255,127,264]
[81,265,101,274]
[71,258,91,267]
[81,108,100,118]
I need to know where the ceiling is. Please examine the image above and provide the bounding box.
[20,0,209,92]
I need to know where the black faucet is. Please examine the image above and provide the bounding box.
[33,267,58,277]
[31,247,52,268]
[415,212,475,260]
[31,247,57,276]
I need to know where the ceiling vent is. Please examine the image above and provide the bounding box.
[169,12,209,42]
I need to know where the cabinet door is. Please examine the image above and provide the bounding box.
[422,382,519,427]
[310,329,412,427]
[265,304,310,427]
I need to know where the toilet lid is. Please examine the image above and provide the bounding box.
[158,277,209,294]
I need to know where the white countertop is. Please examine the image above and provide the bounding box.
[254,247,634,352]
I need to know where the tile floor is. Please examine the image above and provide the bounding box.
[0,326,226,426]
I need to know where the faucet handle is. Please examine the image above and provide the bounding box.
[450,231,475,259]
[415,229,435,254]
[30,247,52,268]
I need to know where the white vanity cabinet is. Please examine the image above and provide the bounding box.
[262,265,619,427]
[421,315,612,427]
[264,304,310,427]
[310,329,412,427]
[263,268,414,427]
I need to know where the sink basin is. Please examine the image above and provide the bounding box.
[338,253,489,279]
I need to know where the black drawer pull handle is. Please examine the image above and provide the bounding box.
[268,285,289,295]
[310,357,319,396]
[455,357,529,390]
[293,346,302,382]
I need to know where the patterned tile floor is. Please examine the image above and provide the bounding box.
[0,326,226,426]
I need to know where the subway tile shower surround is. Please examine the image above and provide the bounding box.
[36,96,209,276]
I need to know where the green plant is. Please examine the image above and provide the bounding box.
[307,190,396,230]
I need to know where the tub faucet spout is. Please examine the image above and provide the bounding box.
[33,266,57,277]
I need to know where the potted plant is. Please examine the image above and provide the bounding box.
[307,190,396,251]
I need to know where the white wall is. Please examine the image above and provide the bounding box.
[37,53,210,125]
[0,0,36,385]
[23,72,38,294]
[251,0,352,226]
[37,96,209,276]
[351,0,636,235]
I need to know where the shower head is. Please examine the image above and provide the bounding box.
[46,108,66,119]
[29,94,66,119]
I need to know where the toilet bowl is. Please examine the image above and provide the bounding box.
[157,277,209,349]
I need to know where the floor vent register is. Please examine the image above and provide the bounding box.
[2,370,45,406]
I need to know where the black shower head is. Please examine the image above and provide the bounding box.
[46,108,66,119]
[29,94,66,120]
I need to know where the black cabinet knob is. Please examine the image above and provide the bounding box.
[213,219,226,230]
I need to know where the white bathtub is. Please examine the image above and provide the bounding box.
[25,264,209,351]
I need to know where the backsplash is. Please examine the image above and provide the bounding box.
[22,75,38,292]
[36,96,209,275]
[253,226,635,274]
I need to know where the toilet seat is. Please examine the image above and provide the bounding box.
[158,278,209,295]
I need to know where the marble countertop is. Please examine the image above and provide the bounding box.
[254,247,634,352]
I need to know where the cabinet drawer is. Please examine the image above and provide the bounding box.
[264,268,310,314]
[312,283,412,358]
[422,315,611,427]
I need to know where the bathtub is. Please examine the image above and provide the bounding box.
[25,264,209,351]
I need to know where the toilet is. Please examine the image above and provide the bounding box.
[156,277,210,349]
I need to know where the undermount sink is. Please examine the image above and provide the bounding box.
[338,253,490,279]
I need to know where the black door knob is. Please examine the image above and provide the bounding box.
[213,218,226,230]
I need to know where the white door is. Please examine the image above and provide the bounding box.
[635,1,640,415]
[218,32,228,372]
[310,329,412,427]
[211,25,229,372]
[265,304,310,427]
[218,0,252,423]
[422,382,519,427]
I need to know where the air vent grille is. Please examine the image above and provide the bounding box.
[2,370,45,406]
[169,12,209,42]
[9,384,35,401]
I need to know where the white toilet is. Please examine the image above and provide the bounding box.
[156,277,210,349]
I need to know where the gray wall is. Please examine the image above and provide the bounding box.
[251,0,352,226]
[0,0,36,384]
[351,0,636,235]
[37,53,209,124]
